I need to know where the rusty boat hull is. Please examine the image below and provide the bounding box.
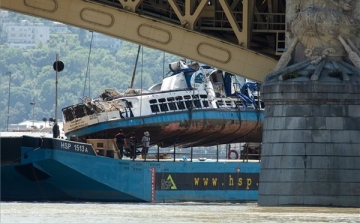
[65,108,263,147]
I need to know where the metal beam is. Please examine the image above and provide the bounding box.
[0,0,277,82]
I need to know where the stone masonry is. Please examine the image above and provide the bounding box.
[258,81,360,207]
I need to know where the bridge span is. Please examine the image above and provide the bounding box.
[0,0,287,82]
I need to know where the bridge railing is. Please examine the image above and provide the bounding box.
[85,1,286,56]
[252,12,286,32]
[89,1,286,33]
[198,11,285,32]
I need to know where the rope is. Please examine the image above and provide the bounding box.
[162,51,165,80]
[83,31,93,97]
[130,45,141,88]
[140,46,143,118]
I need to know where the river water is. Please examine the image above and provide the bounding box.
[1,202,359,223]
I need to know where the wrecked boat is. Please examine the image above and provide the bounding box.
[62,60,264,147]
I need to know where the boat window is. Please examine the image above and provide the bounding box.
[225,101,232,106]
[210,71,223,83]
[192,95,199,99]
[177,101,185,109]
[63,107,75,122]
[167,97,175,101]
[185,101,193,109]
[217,101,224,106]
[150,104,160,113]
[168,102,177,110]
[97,142,104,147]
[175,96,183,100]
[158,98,166,103]
[159,103,169,112]
[235,101,243,107]
[184,95,191,100]
[200,95,207,98]
[202,100,209,107]
[213,83,225,97]
[150,99,157,104]
[194,100,202,108]
[260,101,265,109]
[84,106,94,115]
[73,105,86,118]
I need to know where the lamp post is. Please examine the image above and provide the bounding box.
[55,54,58,125]
[6,71,11,131]
[30,101,35,127]
[52,54,64,138]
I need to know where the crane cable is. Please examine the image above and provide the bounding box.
[83,31,93,97]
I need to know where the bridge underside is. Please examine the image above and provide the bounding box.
[0,0,285,82]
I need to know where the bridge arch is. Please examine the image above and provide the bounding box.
[1,0,279,82]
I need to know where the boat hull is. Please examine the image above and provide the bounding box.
[1,136,260,202]
[66,109,263,147]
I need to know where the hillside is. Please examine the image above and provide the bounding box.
[0,13,182,130]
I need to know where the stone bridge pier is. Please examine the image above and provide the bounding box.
[258,0,360,207]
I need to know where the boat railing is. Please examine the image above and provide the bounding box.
[129,143,261,162]
[88,138,261,163]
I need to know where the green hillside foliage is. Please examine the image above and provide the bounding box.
[0,31,182,130]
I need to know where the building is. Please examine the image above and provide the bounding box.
[50,22,69,34]
[2,20,50,49]
[2,13,121,51]
[0,10,10,24]
[89,32,122,50]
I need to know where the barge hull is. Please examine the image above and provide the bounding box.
[1,136,260,202]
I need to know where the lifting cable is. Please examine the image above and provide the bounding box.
[83,31,93,97]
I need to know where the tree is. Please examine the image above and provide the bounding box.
[0,12,185,130]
